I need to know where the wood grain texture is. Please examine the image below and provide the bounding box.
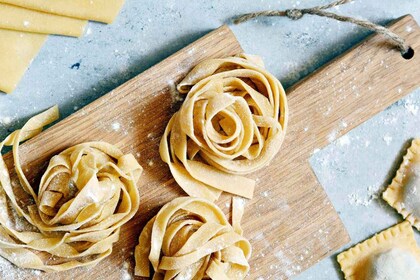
[2,15,420,279]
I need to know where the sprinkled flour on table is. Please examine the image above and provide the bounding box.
[348,185,382,206]
[382,135,392,146]
[404,99,419,116]
[0,116,13,126]
[337,134,351,146]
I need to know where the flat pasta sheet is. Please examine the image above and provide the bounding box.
[0,29,46,93]
[0,3,87,37]
[0,0,125,23]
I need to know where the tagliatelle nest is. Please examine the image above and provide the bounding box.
[134,196,251,279]
[0,106,143,272]
[160,54,288,201]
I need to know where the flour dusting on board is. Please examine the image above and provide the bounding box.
[121,261,132,280]
[168,79,183,105]
[275,251,300,278]
[111,121,121,131]
[0,256,41,279]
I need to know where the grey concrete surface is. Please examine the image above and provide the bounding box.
[0,1,419,279]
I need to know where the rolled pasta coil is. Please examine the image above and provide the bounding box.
[160,54,288,201]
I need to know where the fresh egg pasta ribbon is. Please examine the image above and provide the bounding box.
[160,54,288,201]
[0,106,142,272]
[134,196,251,279]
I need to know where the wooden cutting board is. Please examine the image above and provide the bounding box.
[3,15,420,279]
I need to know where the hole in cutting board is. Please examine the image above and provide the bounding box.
[402,47,415,60]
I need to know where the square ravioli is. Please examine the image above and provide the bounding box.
[337,222,420,280]
[383,139,420,230]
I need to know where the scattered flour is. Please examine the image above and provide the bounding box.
[0,256,41,279]
[0,116,13,126]
[323,106,332,116]
[337,135,351,146]
[327,130,337,143]
[168,79,183,104]
[405,25,413,33]
[404,99,419,116]
[383,135,393,146]
[111,122,121,131]
[348,185,381,206]
[253,232,265,241]
[121,261,132,280]
[261,190,269,197]
[274,250,301,278]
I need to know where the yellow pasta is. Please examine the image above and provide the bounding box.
[134,196,251,279]
[383,138,420,230]
[160,54,288,201]
[337,222,420,279]
[0,106,142,272]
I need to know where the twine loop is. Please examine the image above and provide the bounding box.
[233,0,412,56]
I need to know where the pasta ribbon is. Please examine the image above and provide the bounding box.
[134,196,251,279]
[160,54,288,201]
[0,106,142,272]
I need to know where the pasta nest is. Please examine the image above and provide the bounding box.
[0,106,142,272]
[160,54,288,201]
[135,197,251,279]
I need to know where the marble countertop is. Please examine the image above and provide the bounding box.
[1,1,419,279]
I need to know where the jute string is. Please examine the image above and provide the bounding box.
[233,0,411,56]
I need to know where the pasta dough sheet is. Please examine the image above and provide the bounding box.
[0,0,126,23]
[0,3,87,37]
[0,29,46,93]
